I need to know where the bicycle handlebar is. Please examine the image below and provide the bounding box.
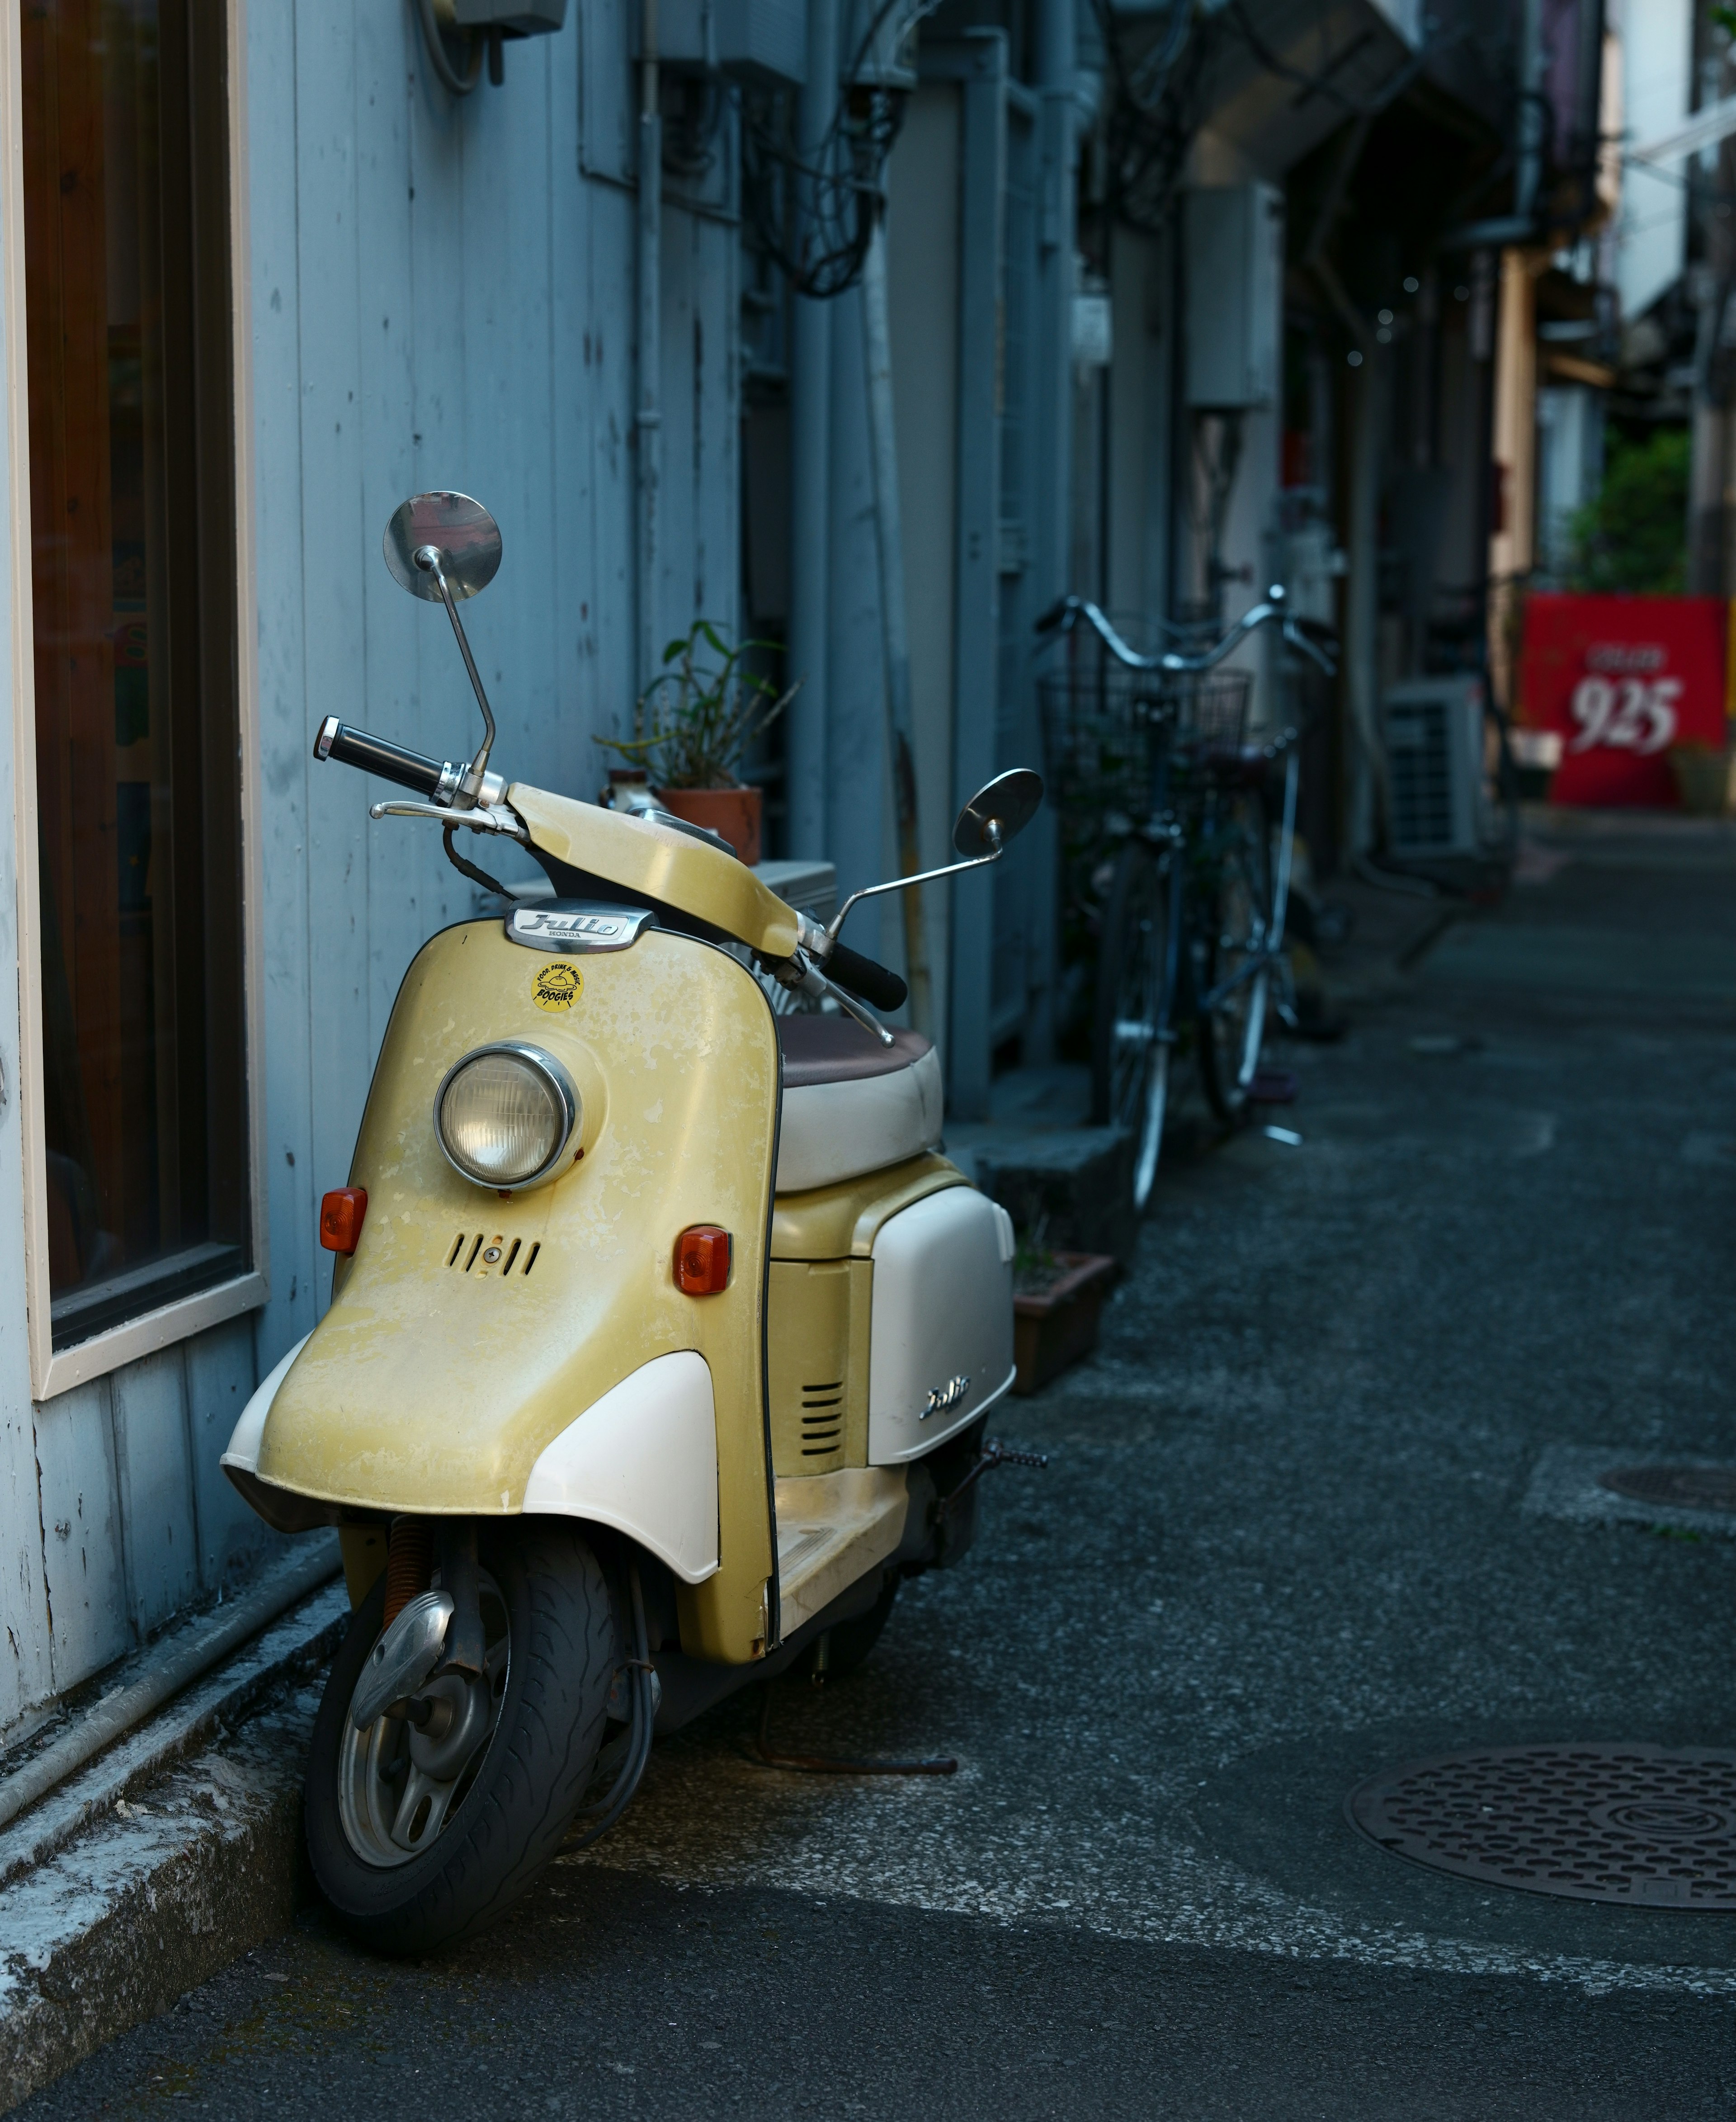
[1035,590,1339,678]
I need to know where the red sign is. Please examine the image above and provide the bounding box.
[1518,593,1728,807]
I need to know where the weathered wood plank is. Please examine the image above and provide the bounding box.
[295,0,374,1270]
[109,1349,198,1638]
[32,1380,127,1692]
[182,1316,276,1591]
[248,0,319,1370]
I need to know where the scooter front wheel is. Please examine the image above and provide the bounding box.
[304,1520,614,1956]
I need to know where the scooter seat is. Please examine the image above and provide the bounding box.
[775,1016,944,1193]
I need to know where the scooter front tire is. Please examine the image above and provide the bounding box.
[304,1519,613,1956]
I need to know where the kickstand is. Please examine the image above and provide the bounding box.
[737,1684,958,1777]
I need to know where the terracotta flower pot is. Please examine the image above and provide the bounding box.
[655,785,762,865]
[1012,1252,1117,1395]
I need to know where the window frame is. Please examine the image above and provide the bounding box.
[1,0,268,1401]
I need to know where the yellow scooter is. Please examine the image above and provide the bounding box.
[223,493,1045,1953]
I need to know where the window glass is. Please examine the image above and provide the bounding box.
[22,0,246,1347]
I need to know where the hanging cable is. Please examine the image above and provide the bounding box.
[416,0,484,96]
[740,0,942,298]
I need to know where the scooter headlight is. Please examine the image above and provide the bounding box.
[435,1043,579,1190]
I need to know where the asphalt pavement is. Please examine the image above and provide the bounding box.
[22,811,1736,2119]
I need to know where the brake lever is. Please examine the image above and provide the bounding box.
[766,949,895,1047]
[370,799,527,840]
[1283,618,1339,676]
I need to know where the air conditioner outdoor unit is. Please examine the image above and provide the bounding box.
[1381,677,1487,859]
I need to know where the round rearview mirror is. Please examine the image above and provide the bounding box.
[384,492,502,602]
[953,768,1043,858]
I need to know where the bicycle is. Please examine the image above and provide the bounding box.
[1036,588,1338,1210]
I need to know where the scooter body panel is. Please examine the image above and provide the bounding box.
[255,917,780,1663]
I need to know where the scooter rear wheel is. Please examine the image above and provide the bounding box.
[304,1519,614,1956]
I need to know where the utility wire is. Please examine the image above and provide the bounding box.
[741,0,940,298]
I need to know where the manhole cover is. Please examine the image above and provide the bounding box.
[1598,1465,1736,1514]
[1349,1744,1736,1906]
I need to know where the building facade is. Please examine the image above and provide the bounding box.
[0,0,1559,1748]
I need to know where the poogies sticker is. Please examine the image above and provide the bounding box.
[531,961,582,1012]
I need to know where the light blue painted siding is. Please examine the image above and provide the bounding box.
[249,2,741,1378]
[0,0,742,1741]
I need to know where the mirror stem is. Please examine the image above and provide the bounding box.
[417,545,497,804]
[827,829,1003,945]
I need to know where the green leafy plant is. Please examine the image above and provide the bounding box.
[1566,425,1690,596]
[594,619,797,789]
[1012,1215,1061,1298]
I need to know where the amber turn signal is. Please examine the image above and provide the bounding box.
[320,1186,368,1255]
[674,1224,731,1295]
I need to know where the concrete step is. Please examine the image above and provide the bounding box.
[0,1565,349,2111]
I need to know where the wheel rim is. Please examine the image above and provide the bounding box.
[1206,832,1269,1112]
[338,1572,510,1869]
[1131,1045,1170,1210]
[1107,856,1167,1133]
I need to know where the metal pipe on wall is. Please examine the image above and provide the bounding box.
[860,213,934,1037]
[786,0,836,855]
[637,0,662,693]
[1344,358,1386,856]
[1022,0,1076,1065]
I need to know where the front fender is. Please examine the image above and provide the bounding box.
[522,1350,719,1583]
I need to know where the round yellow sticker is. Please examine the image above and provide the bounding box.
[531,961,582,1012]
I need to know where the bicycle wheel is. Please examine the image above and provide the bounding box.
[1197,789,1273,1124]
[1092,839,1172,1210]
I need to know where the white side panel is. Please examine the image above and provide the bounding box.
[222,1333,311,1476]
[776,1047,945,1193]
[867,1187,1015,1465]
[522,1351,720,1584]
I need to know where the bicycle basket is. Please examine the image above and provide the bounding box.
[1170,669,1252,753]
[1038,663,1172,821]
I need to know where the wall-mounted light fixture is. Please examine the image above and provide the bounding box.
[416,0,568,96]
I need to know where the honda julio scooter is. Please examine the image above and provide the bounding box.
[222,492,1045,1952]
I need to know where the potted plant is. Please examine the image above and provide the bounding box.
[1011,1223,1117,1395]
[595,619,797,864]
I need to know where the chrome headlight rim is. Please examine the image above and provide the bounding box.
[434,1040,580,1192]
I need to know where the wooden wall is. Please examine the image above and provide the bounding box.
[0,0,742,1734]
[248,0,741,1382]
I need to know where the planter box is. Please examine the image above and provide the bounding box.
[1012,1251,1117,1396]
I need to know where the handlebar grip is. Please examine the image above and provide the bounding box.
[825,942,908,1014]
[1033,597,1070,635]
[314,716,446,798]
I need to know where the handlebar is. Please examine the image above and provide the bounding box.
[825,941,908,1015]
[1035,590,1339,678]
[317,713,915,1017]
[315,716,452,798]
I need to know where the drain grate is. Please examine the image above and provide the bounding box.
[1349,1744,1736,1907]
[1598,1465,1736,1514]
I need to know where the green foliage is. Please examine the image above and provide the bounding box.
[594,619,796,789]
[1566,425,1689,596]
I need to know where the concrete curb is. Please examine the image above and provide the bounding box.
[0,1577,350,2113]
